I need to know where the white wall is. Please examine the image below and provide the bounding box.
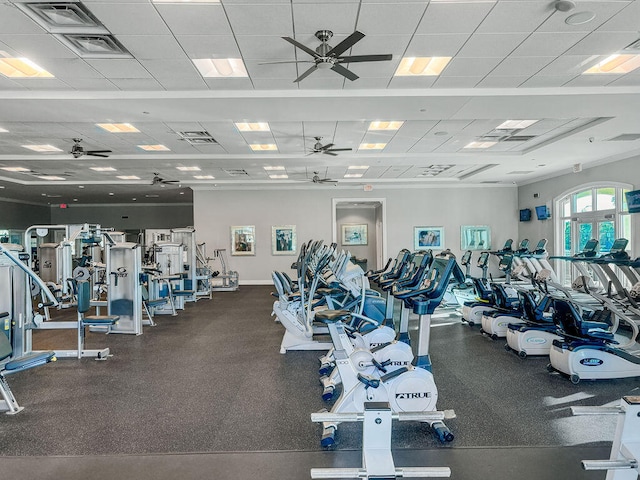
[518,155,639,256]
[194,186,518,283]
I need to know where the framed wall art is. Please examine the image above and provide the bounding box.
[414,226,445,250]
[461,225,491,251]
[230,225,255,256]
[341,224,368,246]
[272,225,297,255]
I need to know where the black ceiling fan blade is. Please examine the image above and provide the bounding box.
[259,60,314,65]
[282,36,320,58]
[339,54,393,63]
[87,153,110,158]
[87,150,112,154]
[326,148,352,152]
[323,151,338,156]
[321,143,335,151]
[294,65,318,83]
[331,63,359,81]
[326,31,365,57]
[163,180,180,184]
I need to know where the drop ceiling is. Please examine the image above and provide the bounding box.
[0,0,639,205]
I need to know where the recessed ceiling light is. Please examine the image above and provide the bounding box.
[22,144,62,152]
[359,143,386,150]
[348,165,369,170]
[116,175,140,180]
[1,166,30,172]
[36,176,66,181]
[250,144,277,151]
[464,141,497,149]
[90,167,116,172]
[269,174,288,179]
[565,11,596,25]
[192,58,248,77]
[344,173,363,178]
[73,198,78,201]
[145,194,159,198]
[108,192,114,196]
[368,121,404,131]
[0,56,54,78]
[177,166,201,171]
[496,120,538,130]
[96,123,139,133]
[78,185,85,188]
[263,166,285,171]
[583,54,640,74]
[138,144,170,151]
[235,122,270,132]
[194,175,215,179]
[0,127,8,133]
[394,57,451,76]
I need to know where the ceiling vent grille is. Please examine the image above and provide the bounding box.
[624,39,640,51]
[606,133,640,141]
[58,34,131,58]
[16,2,108,34]
[502,135,537,142]
[179,131,218,145]
[507,171,534,175]
[224,169,249,177]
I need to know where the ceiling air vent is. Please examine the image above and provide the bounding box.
[606,133,640,141]
[502,135,536,142]
[179,131,218,145]
[481,181,501,184]
[16,2,108,34]
[224,169,249,177]
[507,171,534,175]
[58,34,131,58]
[624,39,640,51]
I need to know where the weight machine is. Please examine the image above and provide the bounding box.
[210,249,239,292]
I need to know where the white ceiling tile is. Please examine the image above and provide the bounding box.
[457,33,529,58]
[441,57,502,77]
[539,1,631,33]
[383,136,419,153]
[292,3,359,35]
[176,35,241,58]
[118,36,187,60]
[510,32,588,57]
[406,34,471,57]
[154,4,232,36]
[342,78,390,89]
[297,76,345,89]
[110,78,165,90]
[139,59,201,79]
[565,31,640,55]
[205,78,255,90]
[236,35,296,60]
[87,59,152,79]
[489,56,555,76]
[37,58,103,80]
[347,35,411,56]
[597,1,640,32]
[388,76,437,88]
[519,75,575,87]
[563,73,621,87]
[251,78,299,89]
[11,78,72,90]
[244,59,298,79]
[417,2,496,34]
[433,76,483,88]
[608,75,640,87]
[157,77,209,90]
[341,58,401,78]
[63,78,118,90]
[356,3,427,35]
[0,5,47,34]
[537,54,600,75]
[0,76,23,89]
[87,3,171,35]
[224,4,293,36]
[476,1,552,34]
[0,34,77,59]
[475,75,530,88]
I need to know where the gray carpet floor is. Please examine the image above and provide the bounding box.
[0,285,637,458]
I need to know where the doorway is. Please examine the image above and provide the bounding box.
[332,198,387,271]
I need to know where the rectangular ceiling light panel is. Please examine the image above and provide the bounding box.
[235,122,270,132]
[176,166,201,171]
[0,56,54,78]
[90,166,116,171]
[359,143,387,150]
[36,175,66,181]
[1,167,31,172]
[138,144,170,151]
[193,58,248,77]
[22,144,63,152]
[250,144,277,151]
[263,166,285,171]
[496,120,538,130]
[464,141,497,149]
[395,57,451,76]
[194,175,215,179]
[368,121,404,131]
[583,54,640,74]
[97,123,139,133]
[116,175,140,180]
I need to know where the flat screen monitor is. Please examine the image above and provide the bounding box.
[519,208,531,222]
[535,205,550,220]
[625,189,640,213]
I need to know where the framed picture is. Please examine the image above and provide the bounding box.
[230,225,255,256]
[414,226,445,250]
[461,225,491,251]
[272,225,297,255]
[342,224,368,246]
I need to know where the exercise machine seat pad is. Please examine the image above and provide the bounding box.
[82,315,118,326]
[3,351,55,372]
[315,310,351,323]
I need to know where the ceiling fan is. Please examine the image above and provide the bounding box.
[308,171,337,185]
[151,173,179,186]
[70,138,112,158]
[277,30,392,83]
[308,137,352,156]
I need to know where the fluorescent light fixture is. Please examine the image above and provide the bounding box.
[359,143,386,150]
[348,165,369,170]
[464,141,497,149]
[194,175,215,179]
[394,57,451,76]
[138,144,170,151]
[96,123,139,133]
[90,167,116,172]
[0,127,8,133]
[116,175,140,180]
[22,144,63,152]
[269,174,288,179]
[0,56,54,78]
[344,173,363,178]
[496,120,539,130]
[263,166,285,171]
[192,58,248,77]
[36,176,66,181]
[176,166,201,171]
[250,144,277,151]
[368,121,404,131]
[235,122,270,132]
[1,167,30,172]
[584,54,640,74]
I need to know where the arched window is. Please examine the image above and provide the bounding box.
[554,183,632,285]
